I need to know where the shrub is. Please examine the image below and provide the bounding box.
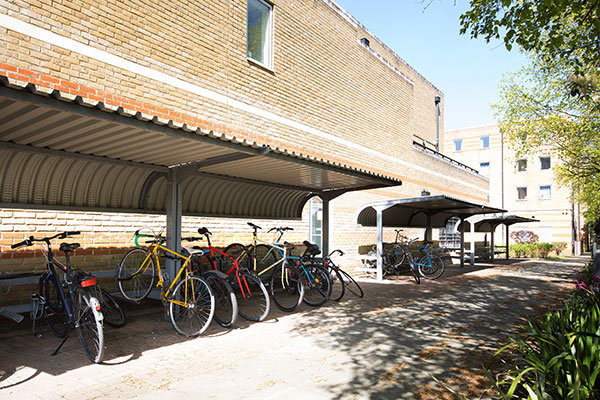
[510,243,528,257]
[552,241,568,256]
[510,230,539,244]
[537,242,553,258]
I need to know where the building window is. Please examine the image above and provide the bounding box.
[309,199,323,249]
[517,187,527,200]
[480,136,490,149]
[540,156,551,170]
[517,159,527,172]
[453,139,462,152]
[247,0,273,68]
[479,162,490,176]
[539,185,552,200]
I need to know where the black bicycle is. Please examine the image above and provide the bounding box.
[322,250,364,300]
[12,231,105,363]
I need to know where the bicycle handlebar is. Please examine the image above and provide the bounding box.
[268,226,294,232]
[182,236,203,242]
[10,231,81,249]
[328,249,344,257]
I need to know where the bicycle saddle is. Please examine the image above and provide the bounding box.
[198,227,211,235]
[59,242,80,253]
[247,222,262,230]
[303,241,321,256]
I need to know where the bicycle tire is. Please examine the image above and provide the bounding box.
[204,270,237,328]
[169,276,215,337]
[40,273,69,338]
[117,248,155,302]
[270,264,304,312]
[301,264,332,307]
[410,262,421,285]
[99,288,126,328]
[223,243,250,270]
[328,266,345,301]
[75,287,105,363]
[234,270,270,322]
[338,269,364,298]
[419,255,445,280]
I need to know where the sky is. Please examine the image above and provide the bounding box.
[334,0,527,131]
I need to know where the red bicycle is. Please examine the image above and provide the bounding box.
[191,228,270,322]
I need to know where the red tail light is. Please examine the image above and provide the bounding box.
[81,278,97,287]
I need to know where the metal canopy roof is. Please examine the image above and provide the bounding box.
[0,78,401,218]
[355,195,505,228]
[457,215,539,233]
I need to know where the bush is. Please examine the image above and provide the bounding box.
[510,243,529,257]
[552,241,568,256]
[510,230,539,244]
[536,242,553,258]
[510,243,553,258]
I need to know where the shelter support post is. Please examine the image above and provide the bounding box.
[425,214,433,242]
[469,217,475,265]
[505,223,509,260]
[460,217,465,268]
[165,167,183,320]
[490,223,495,262]
[374,206,386,282]
[322,197,330,257]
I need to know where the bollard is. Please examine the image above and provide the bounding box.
[595,250,600,277]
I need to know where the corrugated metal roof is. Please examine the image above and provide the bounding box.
[0,78,401,219]
[355,195,505,228]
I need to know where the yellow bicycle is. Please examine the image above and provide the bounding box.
[116,229,215,337]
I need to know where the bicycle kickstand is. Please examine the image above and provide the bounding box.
[51,330,71,356]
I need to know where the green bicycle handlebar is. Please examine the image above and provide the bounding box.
[134,233,162,248]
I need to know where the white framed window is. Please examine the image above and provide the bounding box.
[517,187,527,200]
[247,0,273,69]
[479,162,490,176]
[453,139,462,152]
[539,185,552,200]
[540,156,551,170]
[309,199,323,249]
[517,159,527,172]
[480,136,490,149]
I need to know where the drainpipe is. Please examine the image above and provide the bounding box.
[434,96,441,152]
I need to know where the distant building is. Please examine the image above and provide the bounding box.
[444,124,583,254]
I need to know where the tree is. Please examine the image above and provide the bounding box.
[459,0,600,70]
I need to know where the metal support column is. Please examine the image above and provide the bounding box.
[374,206,386,282]
[505,223,510,259]
[165,168,183,319]
[490,224,495,262]
[322,197,330,257]
[425,213,433,242]
[469,217,475,265]
[460,217,465,268]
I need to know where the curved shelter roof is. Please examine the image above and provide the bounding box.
[457,215,539,233]
[0,78,401,219]
[356,195,505,228]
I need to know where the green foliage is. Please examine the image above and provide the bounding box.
[552,242,568,256]
[460,0,600,71]
[510,243,554,258]
[510,230,539,244]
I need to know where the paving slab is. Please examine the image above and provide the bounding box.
[0,256,586,399]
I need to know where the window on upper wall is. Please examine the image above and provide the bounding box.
[517,187,528,200]
[540,156,551,170]
[453,139,462,152]
[480,136,490,149]
[479,162,490,176]
[247,0,273,69]
[539,185,552,200]
[517,159,527,172]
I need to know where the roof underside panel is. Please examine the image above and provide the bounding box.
[0,82,401,219]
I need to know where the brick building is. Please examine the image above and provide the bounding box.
[444,124,582,254]
[0,1,488,305]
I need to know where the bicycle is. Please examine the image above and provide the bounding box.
[293,240,333,307]
[116,229,215,337]
[185,227,269,323]
[11,231,105,363]
[366,234,421,284]
[321,249,364,301]
[181,238,238,328]
[383,230,445,280]
[224,223,304,312]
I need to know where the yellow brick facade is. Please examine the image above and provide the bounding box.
[445,124,583,253]
[0,1,489,304]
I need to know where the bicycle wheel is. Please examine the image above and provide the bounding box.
[270,264,304,312]
[234,270,270,321]
[301,264,332,307]
[117,248,155,302]
[255,244,278,275]
[224,243,251,270]
[328,266,345,301]
[204,270,237,328]
[99,288,126,328]
[169,276,215,337]
[75,288,105,363]
[419,255,445,280]
[410,262,421,285]
[339,269,364,298]
[41,274,69,338]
